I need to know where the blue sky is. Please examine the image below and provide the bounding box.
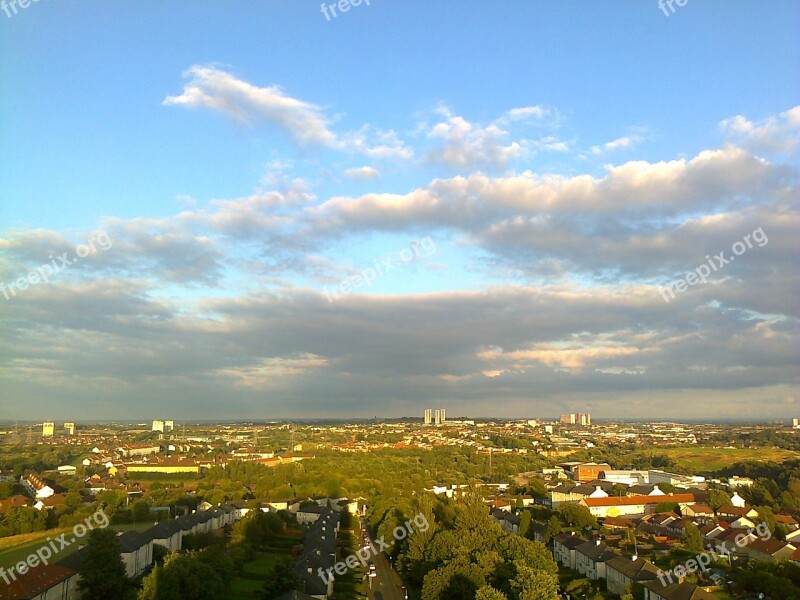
[1,1,798,421]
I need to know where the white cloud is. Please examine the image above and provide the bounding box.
[426,108,523,169]
[163,65,337,146]
[343,166,381,180]
[478,342,640,372]
[340,125,413,160]
[719,105,800,154]
[500,105,558,125]
[591,134,642,155]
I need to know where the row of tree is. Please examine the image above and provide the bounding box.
[368,493,560,600]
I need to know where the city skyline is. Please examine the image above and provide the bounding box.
[1,2,798,421]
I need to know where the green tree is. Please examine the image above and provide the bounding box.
[476,586,508,600]
[544,515,562,544]
[682,522,704,553]
[707,489,731,513]
[556,503,596,529]
[518,510,531,538]
[78,529,133,600]
[511,563,559,600]
[654,502,679,514]
[138,552,227,600]
[261,558,299,599]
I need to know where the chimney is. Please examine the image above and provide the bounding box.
[595,539,601,546]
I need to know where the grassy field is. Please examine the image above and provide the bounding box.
[658,446,799,473]
[228,534,299,600]
[0,521,155,568]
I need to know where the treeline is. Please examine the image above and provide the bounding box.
[368,493,559,600]
[198,448,546,505]
[704,429,800,451]
[712,459,800,513]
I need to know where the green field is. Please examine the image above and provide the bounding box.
[658,446,799,473]
[0,521,154,569]
[228,535,298,600]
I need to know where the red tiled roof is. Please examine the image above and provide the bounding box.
[0,563,76,600]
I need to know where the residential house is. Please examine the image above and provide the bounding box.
[117,443,160,458]
[552,532,586,570]
[743,538,797,562]
[294,508,339,598]
[602,516,633,532]
[682,504,714,521]
[297,504,330,525]
[549,482,611,508]
[20,472,54,500]
[729,493,746,508]
[0,495,30,510]
[118,531,153,578]
[0,563,79,600]
[775,514,799,530]
[626,484,666,497]
[34,494,66,511]
[717,505,758,520]
[491,509,520,534]
[145,519,182,552]
[574,539,620,580]
[642,581,716,600]
[605,555,661,596]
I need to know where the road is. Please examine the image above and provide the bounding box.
[361,518,407,600]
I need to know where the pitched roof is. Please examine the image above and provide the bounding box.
[575,540,620,562]
[145,519,182,540]
[746,538,796,556]
[117,531,150,553]
[642,581,716,600]
[0,564,77,600]
[602,516,633,528]
[553,532,587,549]
[606,555,661,581]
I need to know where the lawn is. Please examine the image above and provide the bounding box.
[242,551,284,577]
[658,447,799,473]
[230,538,297,599]
[229,576,265,600]
[0,521,155,568]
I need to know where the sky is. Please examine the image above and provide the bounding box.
[0,1,798,421]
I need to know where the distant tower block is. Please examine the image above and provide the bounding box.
[440,408,446,423]
[424,409,432,425]
[434,409,441,425]
[152,420,164,432]
[164,420,174,432]
[42,422,55,437]
[64,422,75,436]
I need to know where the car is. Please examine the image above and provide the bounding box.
[374,593,384,600]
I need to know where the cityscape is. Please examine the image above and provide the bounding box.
[1,2,798,600]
